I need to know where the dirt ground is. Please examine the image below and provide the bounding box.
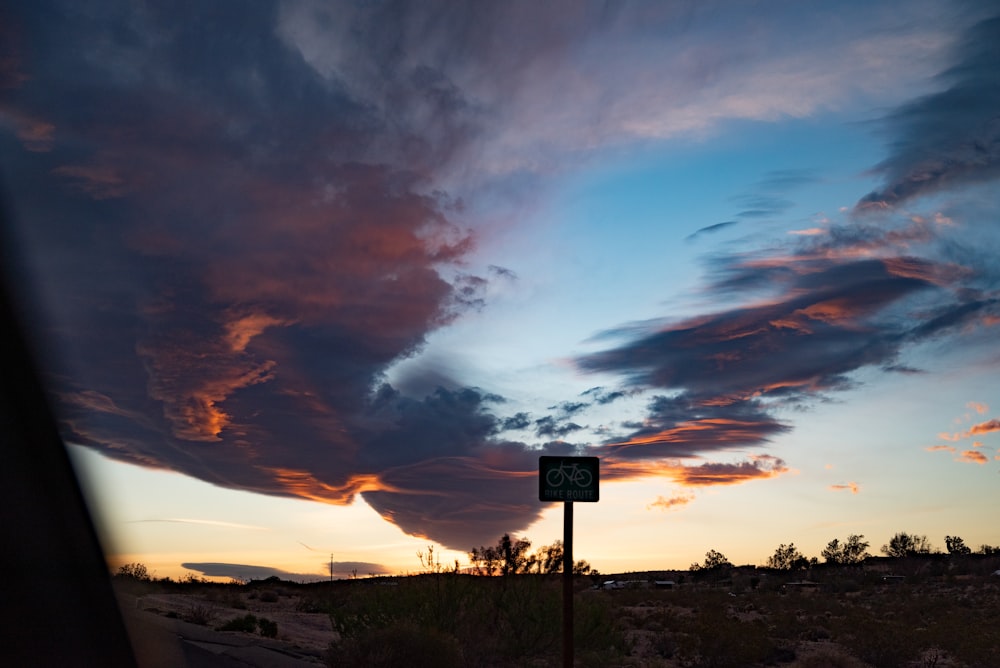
[117,588,335,667]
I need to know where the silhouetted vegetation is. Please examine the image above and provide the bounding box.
[822,534,871,565]
[689,549,732,572]
[217,612,278,637]
[468,533,593,576]
[881,531,932,558]
[112,531,1000,666]
[766,542,814,570]
[947,534,972,555]
[115,562,151,581]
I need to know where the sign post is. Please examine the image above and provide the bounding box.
[539,456,599,668]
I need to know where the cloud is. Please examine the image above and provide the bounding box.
[957,450,988,465]
[856,16,1000,210]
[925,445,956,453]
[180,562,389,582]
[967,419,1000,436]
[601,455,789,488]
[829,482,860,494]
[648,494,694,511]
[498,412,532,432]
[968,401,988,414]
[275,0,958,186]
[4,1,998,555]
[670,456,789,486]
[938,418,1000,442]
[687,221,738,241]
[534,416,585,438]
[576,256,969,461]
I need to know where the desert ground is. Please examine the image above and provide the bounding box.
[113,562,1000,667]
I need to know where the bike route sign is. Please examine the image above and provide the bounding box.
[539,456,599,502]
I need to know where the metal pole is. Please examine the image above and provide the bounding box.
[563,500,574,668]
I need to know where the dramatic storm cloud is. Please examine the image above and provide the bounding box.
[3,1,999,558]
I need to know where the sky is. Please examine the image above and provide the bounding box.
[2,0,999,582]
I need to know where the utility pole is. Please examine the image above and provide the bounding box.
[330,553,334,582]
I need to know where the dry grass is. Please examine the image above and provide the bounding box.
[114,569,1000,667]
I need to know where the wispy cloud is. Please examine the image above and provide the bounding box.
[648,494,694,511]
[829,482,860,494]
[856,16,1000,211]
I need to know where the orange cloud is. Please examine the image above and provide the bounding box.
[139,334,278,442]
[957,450,988,465]
[967,419,1000,436]
[601,454,788,488]
[967,402,988,414]
[609,418,782,450]
[881,257,968,286]
[672,456,789,487]
[940,418,1000,442]
[798,299,859,326]
[925,445,956,453]
[262,467,395,504]
[829,482,859,494]
[224,311,294,353]
[648,494,694,511]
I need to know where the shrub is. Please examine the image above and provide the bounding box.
[185,602,219,626]
[257,617,278,638]
[218,614,258,633]
[328,623,462,668]
[116,562,151,581]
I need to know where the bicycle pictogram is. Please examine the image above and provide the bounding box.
[545,460,593,488]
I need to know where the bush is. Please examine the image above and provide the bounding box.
[185,602,219,626]
[328,623,462,668]
[258,589,279,603]
[258,617,278,638]
[116,562,151,581]
[218,614,258,633]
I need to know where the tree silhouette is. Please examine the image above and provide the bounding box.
[945,535,971,555]
[469,534,532,576]
[821,534,870,565]
[766,543,811,570]
[690,549,732,571]
[881,532,932,558]
[498,533,532,575]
